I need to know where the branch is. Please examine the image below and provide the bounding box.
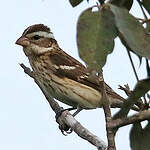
[137,0,148,20]
[108,110,150,129]
[20,63,61,113]
[20,63,34,78]
[57,110,107,150]
[114,78,150,119]
[99,74,116,150]
[118,84,147,110]
[118,84,131,96]
[98,0,105,5]
[20,63,107,150]
[126,49,139,81]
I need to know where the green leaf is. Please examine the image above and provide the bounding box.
[130,122,143,150]
[77,6,117,70]
[108,4,150,59]
[69,0,83,7]
[142,122,150,150]
[145,21,150,33]
[130,122,150,150]
[119,32,143,67]
[110,0,133,10]
[141,0,150,15]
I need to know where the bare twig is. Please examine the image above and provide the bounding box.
[118,84,146,110]
[20,63,61,114]
[109,110,150,129]
[118,84,131,96]
[114,79,150,119]
[126,50,139,81]
[20,63,107,150]
[141,19,150,24]
[58,110,107,150]
[99,74,116,150]
[125,50,149,106]
[118,32,139,82]
[98,0,105,5]
[20,63,34,78]
[137,0,148,20]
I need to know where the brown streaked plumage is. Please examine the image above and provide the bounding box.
[16,24,139,116]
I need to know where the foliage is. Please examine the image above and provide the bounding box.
[69,0,150,150]
[69,0,84,7]
[130,122,150,150]
[77,6,117,70]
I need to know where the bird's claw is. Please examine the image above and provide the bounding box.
[55,107,75,135]
[59,124,73,136]
[55,107,76,122]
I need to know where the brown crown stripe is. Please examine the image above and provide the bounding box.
[22,24,50,36]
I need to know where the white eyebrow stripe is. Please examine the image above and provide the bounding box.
[27,31,55,39]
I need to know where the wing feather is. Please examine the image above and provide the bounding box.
[48,50,124,102]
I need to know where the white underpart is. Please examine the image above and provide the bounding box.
[27,31,55,39]
[31,43,53,55]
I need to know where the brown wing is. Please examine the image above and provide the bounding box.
[49,49,88,80]
[48,49,124,101]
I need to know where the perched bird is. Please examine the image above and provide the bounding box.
[15,24,138,116]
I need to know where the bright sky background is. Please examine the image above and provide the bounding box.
[0,0,147,150]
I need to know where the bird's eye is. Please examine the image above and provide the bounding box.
[33,35,40,40]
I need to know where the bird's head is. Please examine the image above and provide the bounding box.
[16,24,57,56]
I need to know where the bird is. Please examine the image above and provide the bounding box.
[15,24,139,116]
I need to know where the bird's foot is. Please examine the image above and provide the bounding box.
[72,106,83,117]
[55,107,76,122]
[55,107,76,135]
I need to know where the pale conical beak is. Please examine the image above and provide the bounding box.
[15,36,30,47]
